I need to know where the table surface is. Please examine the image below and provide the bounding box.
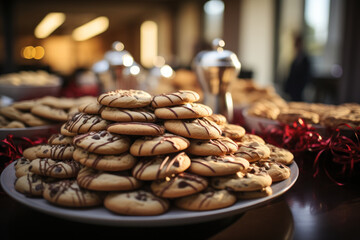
[1,155,360,240]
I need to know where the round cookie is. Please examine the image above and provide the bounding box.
[234,141,271,163]
[60,123,77,137]
[132,152,191,180]
[36,144,75,160]
[14,173,53,197]
[221,123,246,140]
[151,90,200,108]
[11,99,37,111]
[31,104,68,122]
[73,130,131,155]
[238,133,265,144]
[174,187,236,211]
[188,155,249,176]
[255,160,291,182]
[22,145,42,160]
[154,103,212,120]
[0,106,51,127]
[29,158,81,178]
[43,179,103,207]
[186,137,238,156]
[164,118,222,140]
[130,133,190,156]
[150,172,208,198]
[107,122,165,136]
[211,166,272,191]
[236,186,273,200]
[73,148,137,171]
[78,101,106,115]
[14,157,32,178]
[98,89,152,108]
[101,107,156,122]
[266,144,294,165]
[104,190,170,216]
[64,112,110,134]
[77,167,143,191]
[48,133,73,145]
[277,109,320,124]
[205,113,227,126]
[38,96,75,109]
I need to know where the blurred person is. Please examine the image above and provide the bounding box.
[284,34,312,101]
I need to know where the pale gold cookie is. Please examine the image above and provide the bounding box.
[101,107,156,122]
[98,89,152,108]
[154,103,213,120]
[186,137,238,156]
[234,141,271,162]
[151,90,200,108]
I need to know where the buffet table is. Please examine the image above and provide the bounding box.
[1,154,359,240]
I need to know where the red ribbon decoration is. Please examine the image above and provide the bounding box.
[259,119,360,185]
[0,134,48,172]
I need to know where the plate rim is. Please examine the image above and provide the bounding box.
[1,161,299,227]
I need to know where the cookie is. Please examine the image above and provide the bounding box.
[164,118,222,140]
[64,112,110,134]
[211,166,272,191]
[132,152,191,180]
[255,160,291,182]
[73,130,131,155]
[29,158,81,178]
[14,157,32,178]
[98,89,152,108]
[205,113,227,125]
[150,172,208,198]
[0,106,50,126]
[154,103,212,120]
[73,148,137,171]
[77,167,143,191]
[238,133,265,144]
[174,187,236,211]
[11,99,37,111]
[43,179,103,207]
[48,133,73,145]
[247,100,280,120]
[14,173,53,197]
[130,133,190,156]
[36,144,75,160]
[31,104,68,122]
[101,107,156,122]
[188,155,249,176]
[151,90,200,108]
[277,109,319,124]
[22,145,42,160]
[266,144,294,165]
[104,190,170,216]
[186,137,238,156]
[236,186,273,199]
[38,96,75,109]
[234,141,271,162]
[78,102,106,115]
[60,123,77,137]
[107,122,165,136]
[221,123,246,140]
[4,121,26,128]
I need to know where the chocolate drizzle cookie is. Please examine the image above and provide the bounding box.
[151,90,200,108]
[30,158,81,178]
[234,141,271,162]
[107,122,165,136]
[154,103,212,120]
[164,118,222,139]
[64,112,110,134]
[101,107,156,122]
[150,172,208,198]
[186,137,238,156]
[130,133,190,156]
[73,130,131,155]
[132,152,191,180]
[36,144,75,160]
[98,89,152,108]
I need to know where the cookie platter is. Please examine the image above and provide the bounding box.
[1,89,299,226]
[0,161,298,226]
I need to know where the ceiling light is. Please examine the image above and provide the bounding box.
[34,12,66,39]
[72,16,109,41]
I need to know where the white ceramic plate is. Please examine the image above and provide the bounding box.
[1,161,298,227]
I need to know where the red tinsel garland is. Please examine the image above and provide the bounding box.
[0,135,48,172]
[259,119,360,185]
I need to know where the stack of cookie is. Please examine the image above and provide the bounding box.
[12,89,293,216]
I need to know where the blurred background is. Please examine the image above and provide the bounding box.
[1,0,359,104]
